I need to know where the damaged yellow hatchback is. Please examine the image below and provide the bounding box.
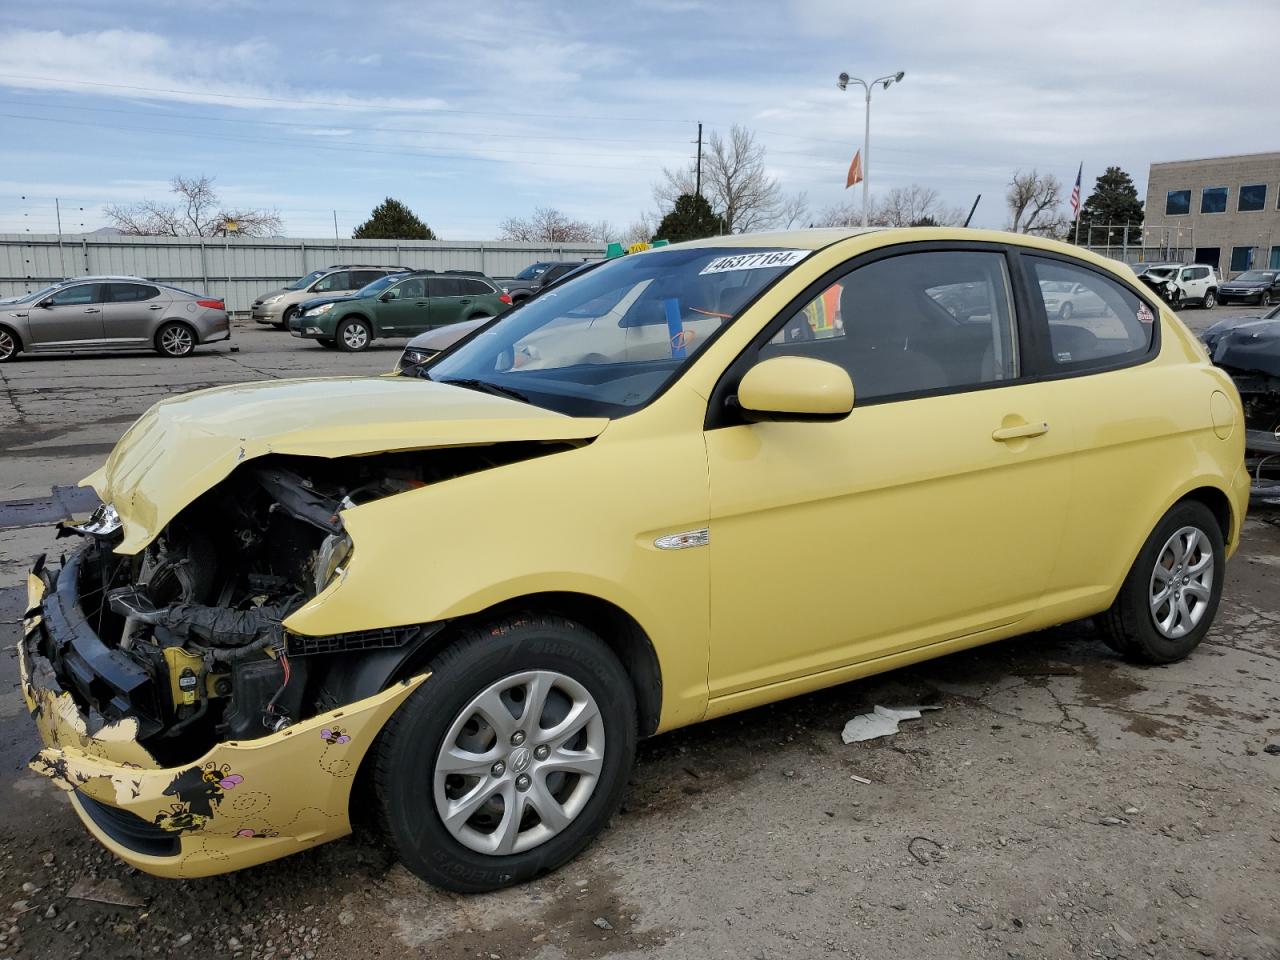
[19,229,1248,892]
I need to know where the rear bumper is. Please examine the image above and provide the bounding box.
[193,312,231,344]
[18,557,426,878]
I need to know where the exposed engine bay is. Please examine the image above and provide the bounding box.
[38,443,569,765]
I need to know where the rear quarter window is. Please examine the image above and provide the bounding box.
[1028,257,1156,369]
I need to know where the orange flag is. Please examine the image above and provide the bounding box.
[846,149,863,189]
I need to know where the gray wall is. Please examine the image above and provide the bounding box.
[0,235,604,313]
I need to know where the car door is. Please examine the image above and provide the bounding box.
[1179,266,1207,301]
[427,277,466,328]
[703,246,1073,702]
[29,283,105,346]
[376,277,430,334]
[101,282,163,343]
[310,271,353,297]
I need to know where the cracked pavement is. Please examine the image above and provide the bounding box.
[0,314,1278,960]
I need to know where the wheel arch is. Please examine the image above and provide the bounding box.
[1180,484,1232,544]
[339,311,376,337]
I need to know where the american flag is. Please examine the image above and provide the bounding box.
[1070,163,1082,218]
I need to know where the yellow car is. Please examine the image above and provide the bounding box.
[18,228,1247,892]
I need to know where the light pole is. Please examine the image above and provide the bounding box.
[837,70,905,227]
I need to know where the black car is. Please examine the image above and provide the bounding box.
[499,260,597,305]
[1217,269,1280,306]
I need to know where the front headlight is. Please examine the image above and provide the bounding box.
[314,531,353,595]
[305,303,334,316]
[263,294,283,305]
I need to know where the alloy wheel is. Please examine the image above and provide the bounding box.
[433,670,605,856]
[342,323,369,350]
[160,325,193,356]
[0,328,15,360]
[1148,525,1214,639]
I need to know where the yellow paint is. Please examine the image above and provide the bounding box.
[736,356,854,419]
[29,227,1245,878]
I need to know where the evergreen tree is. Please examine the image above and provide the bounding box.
[1076,167,1143,246]
[352,198,436,240]
[653,193,722,243]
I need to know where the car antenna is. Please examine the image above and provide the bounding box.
[963,194,981,228]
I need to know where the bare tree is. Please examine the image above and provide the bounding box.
[104,175,283,237]
[656,125,782,233]
[775,191,810,229]
[621,215,656,246]
[498,207,596,243]
[589,220,620,243]
[869,185,965,227]
[812,200,861,228]
[1006,169,1068,236]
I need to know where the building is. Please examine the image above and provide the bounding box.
[1144,152,1280,275]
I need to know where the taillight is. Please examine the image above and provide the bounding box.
[499,294,512,305]
[197,299,224,309]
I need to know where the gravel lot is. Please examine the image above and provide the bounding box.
[1,308,1277,960]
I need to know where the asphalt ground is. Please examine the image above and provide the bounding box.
[0,305,1277,960]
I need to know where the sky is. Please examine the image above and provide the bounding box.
[0,0,1277,240]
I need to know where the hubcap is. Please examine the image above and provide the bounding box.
[0,329,14,359]
[433,670,605,856]
[1149,525,1214,639]
[342,324,368,349]
[161,326,192,355]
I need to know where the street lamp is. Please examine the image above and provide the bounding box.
[837,70,905,227]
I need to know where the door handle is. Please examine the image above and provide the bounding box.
[992,421,1049,442]
[458,299,471,305]
[83,307,100,313]
[149,304,163,310]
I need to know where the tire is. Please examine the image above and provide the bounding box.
[275,307,296,330]
[0,326,20,363]
[316,338,336,349]
[1202,290,1216,309]
[1058,301,1074,322]
[1262,291,1272,307]
[1094,500,1225,664]
[374,615,637,893]
[155,321,196,357]
[336,317,371,352]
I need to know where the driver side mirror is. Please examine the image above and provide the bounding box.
[39,300,55,308]
[735,356,854,423]
[379,291,395,302]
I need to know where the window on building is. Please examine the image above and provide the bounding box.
[1165,190,1191,216]
[1200,187,1228,214]
[1230,246,1255,273]
[1270,246,1280,270]
[1194,248,1221,270]
[1239,184,1267,212]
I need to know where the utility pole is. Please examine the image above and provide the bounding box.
[54,198,67,279]
[695,122,703,198]
[333,210,340,255]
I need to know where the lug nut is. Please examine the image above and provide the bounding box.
[510,731,526,746]
[491,761,505,777]
[534,745,549,761]
[515,774,531,791]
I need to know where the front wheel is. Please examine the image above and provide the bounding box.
[1261,291,1272,307]
[1058,301,1074,322]
[1095,500,1225,664]
[155,321,196,357]
[0,326,20,362]
[336,317,371,352]
[375,615,637,893]
[1202,290,1216,309]
[275,307,296,330]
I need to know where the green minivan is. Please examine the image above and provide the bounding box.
[289,271,512,351]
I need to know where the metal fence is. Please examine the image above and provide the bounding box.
[0,234,604,313]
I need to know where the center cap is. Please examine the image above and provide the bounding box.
[509,746,532,773]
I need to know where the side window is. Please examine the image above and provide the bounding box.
[461,279,491,296]
[759,250,1018,403]
[45,284,100,306]
[351,271,382,288]
[432,278,464,298]
[312,271,350,293]
[105,283,159,303]
[394,278,426,298]
[1027,258,1154,367]
[542,265,573,284]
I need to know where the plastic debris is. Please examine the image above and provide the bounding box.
[67,877,145,908]
[849,773,872,785]
[841,705,941,744]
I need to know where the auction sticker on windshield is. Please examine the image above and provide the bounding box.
[699,250,810,274]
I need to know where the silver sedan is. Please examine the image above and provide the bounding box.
[0,276,229,361]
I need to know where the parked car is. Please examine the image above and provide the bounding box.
[0,276,227,361]
[20,229,1245,895]
[290,271,511,351]
[499,260,595,305]
[395,260,608,376]
[1129,261,1182,277]
[1217,269,1280,306]
[251,265,409,329]
[1038,279,1106,320]
[1138,263,1218,308]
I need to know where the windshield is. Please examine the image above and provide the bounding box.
[515,262,552,281]
[429,246,810,417]
[288,270,327,291]
[1236,271,1274,282]
[355,274,405,297]
[3,282,68,304]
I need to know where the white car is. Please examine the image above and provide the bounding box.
[1038,280,1106,321]
[1141,264,1219,309]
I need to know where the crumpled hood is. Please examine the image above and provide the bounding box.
[84,376,608,553]
[1210,318,1280,379]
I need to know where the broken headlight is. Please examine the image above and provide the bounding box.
[314,531,353,595]
[66,502,122,537]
